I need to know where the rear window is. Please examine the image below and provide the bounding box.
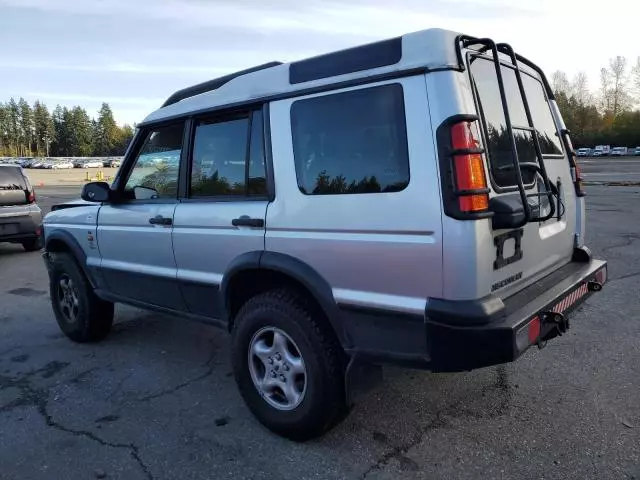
[470,56,563,189]
[0,166,27,190]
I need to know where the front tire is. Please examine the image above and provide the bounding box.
[48,252,114,343]
[231,288,347,441]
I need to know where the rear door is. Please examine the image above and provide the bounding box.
[468,55,577,295]
[172,108,269,319]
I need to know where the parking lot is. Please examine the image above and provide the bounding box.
[1,158,639,479]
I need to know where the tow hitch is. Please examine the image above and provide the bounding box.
[537,311,569,348]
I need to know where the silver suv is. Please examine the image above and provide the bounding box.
[42,29,607,440]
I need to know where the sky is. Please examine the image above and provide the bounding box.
[1,0,637,126]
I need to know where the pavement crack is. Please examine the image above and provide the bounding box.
[609,270,640,283]
[361,367,512,478]
[136,346,217,403]
[1,367,155,480]
[602,234,640,253]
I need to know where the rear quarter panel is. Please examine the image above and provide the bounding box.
[266,75,443,314]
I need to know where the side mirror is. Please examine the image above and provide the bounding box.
[81,182,111,202]
[133,185,159,200]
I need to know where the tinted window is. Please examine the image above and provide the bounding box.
[190,111,267,198]
[291,84,409,195]
[522,75,563,155]
[470,57,563,188]
[125,123,184,199]
[247,112,267,195]
[0,166,26,190]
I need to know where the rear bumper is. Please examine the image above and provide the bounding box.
[0,209,42,242]
[426,255,607,372]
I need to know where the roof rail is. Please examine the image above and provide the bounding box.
[161,61,283,108]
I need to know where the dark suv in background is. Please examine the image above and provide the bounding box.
[0,164,43,251]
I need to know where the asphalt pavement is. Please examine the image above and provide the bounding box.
[1,159,639,480]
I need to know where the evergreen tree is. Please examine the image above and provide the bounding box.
[94,103,119,155]
[18,98,34,156]
[7,98,20,156]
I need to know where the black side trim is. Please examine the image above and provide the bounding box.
[259,252,350,346]
[50,203,90,212]
[289,37,402,84]
[162,62,283,107]
[94,289,227,329]
[339,304,429,368]
[220,251,262,299]
[262,104,276,202]
[44,229,96,288]
[436,113,493,221]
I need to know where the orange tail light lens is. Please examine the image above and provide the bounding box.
[450,122,489,212]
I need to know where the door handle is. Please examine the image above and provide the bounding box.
[231,216,264,228]
[149,215,172,226]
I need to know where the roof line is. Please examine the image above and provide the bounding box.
[161,61,283,108]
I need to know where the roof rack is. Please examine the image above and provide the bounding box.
[457,35,559,227]
[161,61,283,108]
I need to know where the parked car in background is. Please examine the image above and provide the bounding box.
[0,164,43,251]
[576,147,591,157]
[52,161,74,169]
[634,147,640,156]
[611,147,628,156]
[109,159,122,168]
[83,160,104,168]
[593,145,611,156]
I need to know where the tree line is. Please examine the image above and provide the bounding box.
[0,99,134,158]
[551,57,640,148]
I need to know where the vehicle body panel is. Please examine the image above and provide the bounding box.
[266,75,443,314]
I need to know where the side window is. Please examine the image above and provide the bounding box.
[190,111,267,198]
[291,84,410,195]
[124,122,184,199]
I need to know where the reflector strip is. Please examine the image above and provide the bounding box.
[528,316,541,343]
[595,268,607,285]
[552,284,589,313]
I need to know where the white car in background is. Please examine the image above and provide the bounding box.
[82,160,104,168]
[52,161,74,169]
[611,147,628,156]
[576,148,591,157]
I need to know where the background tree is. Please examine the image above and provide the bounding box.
[94,103,119,155]
[18,98,34,156]
[608,56,631,117]
[33,101,54,156]
[6,98,20,156]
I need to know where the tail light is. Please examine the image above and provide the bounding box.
[450,121,490,212]
[572,159,585,197]
[28,190,36,204]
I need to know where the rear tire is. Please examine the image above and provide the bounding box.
[48,252,114,343]
[231,288,347,441]
[22,236,43,252]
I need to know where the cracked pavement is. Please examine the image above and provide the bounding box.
[1,162,639,479]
